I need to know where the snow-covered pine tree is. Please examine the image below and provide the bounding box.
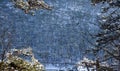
[91,0,120,70]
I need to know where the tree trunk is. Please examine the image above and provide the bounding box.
[85,63,90,71]
[96,59,100,71]
[118,61,120,71]
[118,48,120,71]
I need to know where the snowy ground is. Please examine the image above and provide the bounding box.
[0,0,101,65]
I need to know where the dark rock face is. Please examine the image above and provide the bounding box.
[0,0,100,64]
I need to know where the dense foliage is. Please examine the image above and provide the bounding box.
[0,48,44,71]
[12,0,52,14]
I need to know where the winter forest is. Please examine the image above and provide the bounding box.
[0,0,120,71]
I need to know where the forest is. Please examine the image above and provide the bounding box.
[0,0,120,71]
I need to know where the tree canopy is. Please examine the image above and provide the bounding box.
[90,0,120,70]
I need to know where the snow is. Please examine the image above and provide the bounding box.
[45,64,59,70]
[0,0,101,65]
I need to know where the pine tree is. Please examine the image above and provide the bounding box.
[91,0,120,70]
